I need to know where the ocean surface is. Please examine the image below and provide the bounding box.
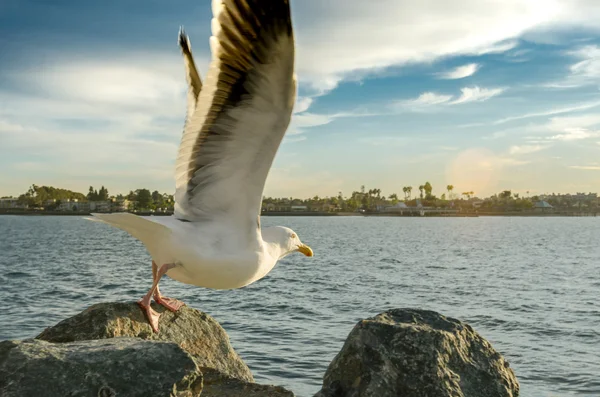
[0,215,599,396]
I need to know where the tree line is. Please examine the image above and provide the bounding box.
[6,183,598,213]
[11,185,174,212]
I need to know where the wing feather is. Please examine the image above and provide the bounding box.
[178,27,203,124]
[174,0,295,227]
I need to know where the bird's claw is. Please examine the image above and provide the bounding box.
[155,295,185,312]
[137,300,161,333]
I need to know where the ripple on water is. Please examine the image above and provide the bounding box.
[1,215,600,397]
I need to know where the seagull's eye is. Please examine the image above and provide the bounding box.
[290,233,296,239]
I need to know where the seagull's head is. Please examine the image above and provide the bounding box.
[263,226,313,259]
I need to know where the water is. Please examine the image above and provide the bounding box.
[0,215,599,397]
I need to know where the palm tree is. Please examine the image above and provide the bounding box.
[418,185,424,199]
[446,185,454,200]
[424,182,432,199]
[407,186,412,200]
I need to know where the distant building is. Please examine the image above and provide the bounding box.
[89,201,110,212]
[111,199,131,212]
[290,205,308,212]
[534,201,553,212]
[383,202,408,213]
[0,198,22,209]
[57,199,89,212]
[472,200,484,209]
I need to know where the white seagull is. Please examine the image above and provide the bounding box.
[89,0,313,332]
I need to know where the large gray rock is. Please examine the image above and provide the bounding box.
[314,309,519,397]
[0,338,202,397]
[36,302,253,383]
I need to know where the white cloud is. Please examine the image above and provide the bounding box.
[283,135,307,143]
[569,165,600,170]
[0,52,190,195]
[475,40,520,55]
[437,63,480,79]
[509,145,549,155]
[402,92,453,106]
[544,45,600,88]
[568,45,600,81]
[550,128,600,141]
[396,86,505,110]
[294,97,314,114]
[292,0,579,93]
[287,112,336,135]
[288,0,600,94]
[488,101,600,126]
[450,86,506,105]
[546,114,600,130]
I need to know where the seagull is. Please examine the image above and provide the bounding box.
[88,0,313,332]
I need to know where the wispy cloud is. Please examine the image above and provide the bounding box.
[293,0,568,93]
[569,165,600,170]
[397,86,505,109]
[543,45,600,88]
[283,135,307,144]
[467,101,600,130]
[293,97,314,114]
[437,63,480,79]
[550,128,600,141]
[403,92,453,106]
[476,40,520,55]
[567,45,600,81]
[509,145,549,155]
[449,86,506,105]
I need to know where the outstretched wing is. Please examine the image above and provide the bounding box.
[174,0,296,228]
[178,27,203,124]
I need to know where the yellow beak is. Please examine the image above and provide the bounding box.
[297,244,314,257]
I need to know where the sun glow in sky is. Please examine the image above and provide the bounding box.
[1,0,600,199]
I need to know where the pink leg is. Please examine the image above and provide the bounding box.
[151,261,185,313]
[137,262,178,333]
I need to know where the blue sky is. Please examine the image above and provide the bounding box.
[1,0,600,199]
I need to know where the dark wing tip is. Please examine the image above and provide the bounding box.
[178,26,191,53]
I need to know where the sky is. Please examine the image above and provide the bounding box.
[1,0,600,199]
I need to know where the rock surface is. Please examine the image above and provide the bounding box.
[200,369,295,397]
[36,302,254,383]
[314,308,519,397]
[0,338,202,397]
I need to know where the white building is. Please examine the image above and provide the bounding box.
[57,200,90,212]
[0,198,21,208]
[383,202,409,213]
[89,201,111,212]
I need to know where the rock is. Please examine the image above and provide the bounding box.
[0,338,202,397]
[314,308,519,397]
[36,302,253,383]
[200,368,295,397]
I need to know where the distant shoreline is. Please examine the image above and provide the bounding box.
[0,210,596,217]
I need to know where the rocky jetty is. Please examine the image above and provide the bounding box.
[0,338,202,397]
[314,308,519,397]
[36,302,253,383]
[1,302,293,397]
[0,303,519,397]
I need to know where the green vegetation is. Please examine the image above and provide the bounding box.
[16,185,86,209]
[3,182,599,214]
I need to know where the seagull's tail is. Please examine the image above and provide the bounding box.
[85,213,171,248]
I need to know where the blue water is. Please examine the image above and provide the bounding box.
[0,215,599,396]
